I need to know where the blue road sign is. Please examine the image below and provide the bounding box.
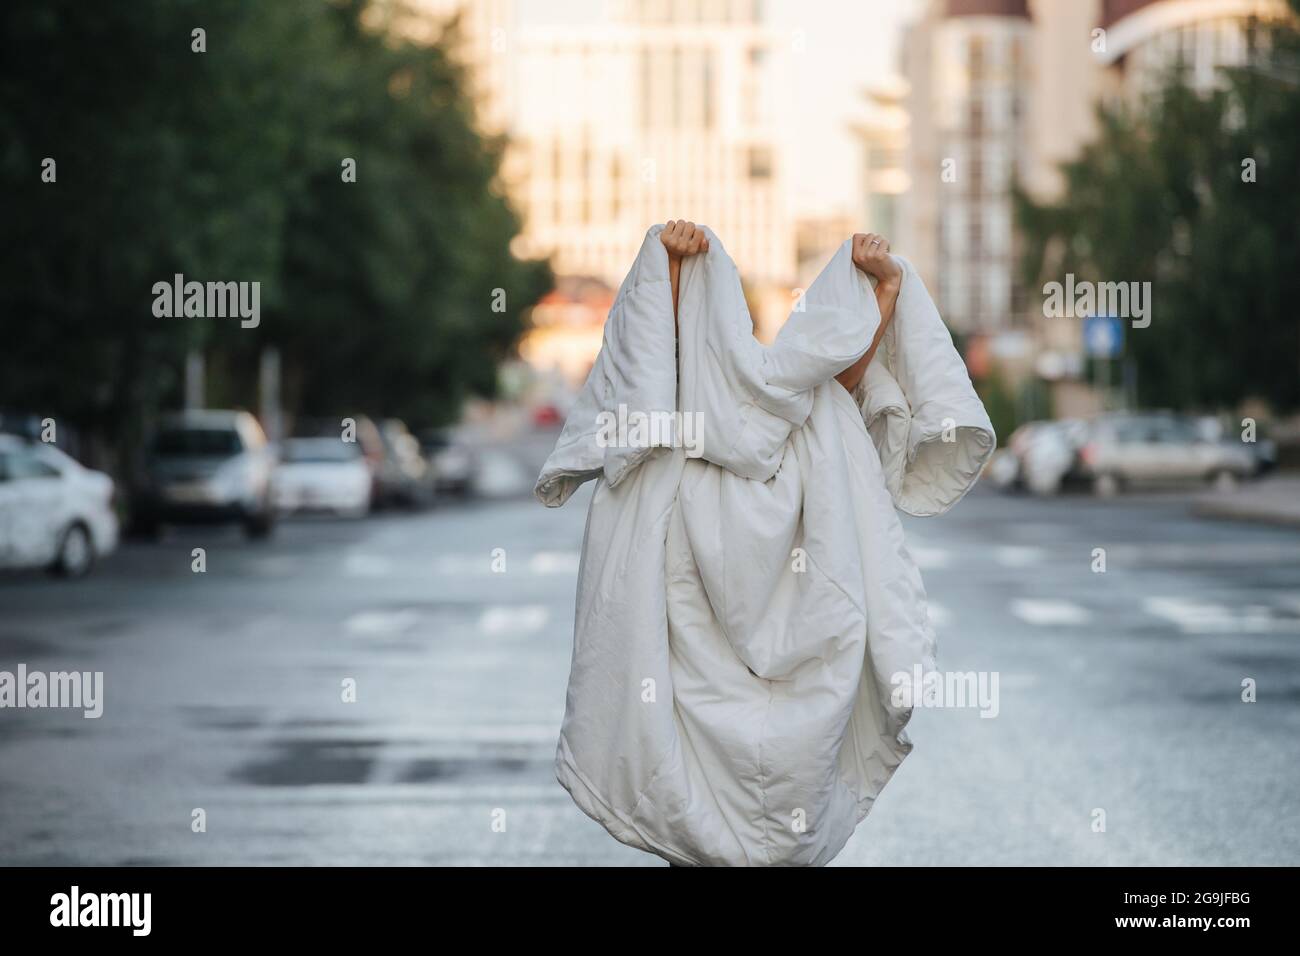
[1083,314,1123,358]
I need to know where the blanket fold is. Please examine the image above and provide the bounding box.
[535,225,994,866]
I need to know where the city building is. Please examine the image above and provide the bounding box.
[794,213,859,286]
[403,0,794,343]
[509,1,793,306]
[1097,0,1289,98]
[849,77,911,247]
[901,0,1034,340]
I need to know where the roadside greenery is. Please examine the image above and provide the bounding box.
[0,0,551,462]
[1015,1,1300,414]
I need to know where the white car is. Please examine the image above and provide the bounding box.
[274,437,373,518]
[1021,419,1089,496]
[0,436,119,576]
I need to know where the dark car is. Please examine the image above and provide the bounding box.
[376,418,432,508]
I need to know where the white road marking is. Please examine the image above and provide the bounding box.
[1143,596,1300,634]
[478,605,549,637]
[528,551,580,574]
[343,552,393,577]
[344,609,422,636]
[1009,598,1091,626]
[996,546,1046,568]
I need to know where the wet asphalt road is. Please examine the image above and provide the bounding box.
[1,472,1298,866]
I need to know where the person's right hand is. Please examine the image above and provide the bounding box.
[661,220,709,260]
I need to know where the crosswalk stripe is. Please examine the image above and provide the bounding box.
[1143,596,1300,634]
[1009,598,1091,626]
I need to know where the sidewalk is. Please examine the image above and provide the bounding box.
[1193,474,1300,528]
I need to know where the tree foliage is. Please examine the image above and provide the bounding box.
[1015,4,1300,413]
[0,0,551,457]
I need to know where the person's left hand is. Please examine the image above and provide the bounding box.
[851,233,902,288]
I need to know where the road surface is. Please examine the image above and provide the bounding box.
[2,469,1298,865]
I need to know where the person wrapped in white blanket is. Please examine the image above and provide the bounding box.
[536,222,995,866]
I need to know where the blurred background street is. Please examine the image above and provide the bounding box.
[2,424,1298,865]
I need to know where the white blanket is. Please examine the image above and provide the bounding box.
[535,225,994,865]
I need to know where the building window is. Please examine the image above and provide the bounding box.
[748,146,772,180]
[611,155,622,218]
[639,48,652,129]
[969,36,986,81]
[703,51,715,129]
[672,46,684,128]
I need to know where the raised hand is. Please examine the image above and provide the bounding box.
[851,233,902,288]
[836,234,904,394]
[661,220,709,260]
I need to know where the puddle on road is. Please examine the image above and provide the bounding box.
[229,738,550,787]
[232,739,386,786]
[183,706,554,787]
[401,756,544,783]
[181,705,268,732]
[0,633,61,660]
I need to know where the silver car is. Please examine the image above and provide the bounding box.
[133,410,277,538]
[1078,413,1256,496]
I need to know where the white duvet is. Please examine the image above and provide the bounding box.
[535,225,994,866]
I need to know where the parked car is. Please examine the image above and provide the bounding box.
[132,410,276,538]
[1195,415,1277,476]
[989,422,1041,491]
[273,437,373,518]
[1020,419,1090,496]
[986,447,1022,491]
[0,435,118,576]
[376,418,432,508]
[1078,413,1257,496]
[420,428,476,497]
[292,415,386,504]
[993,420,1085,495]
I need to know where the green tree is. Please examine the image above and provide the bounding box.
[0,0,550,467]
[1015,3,1300,413]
